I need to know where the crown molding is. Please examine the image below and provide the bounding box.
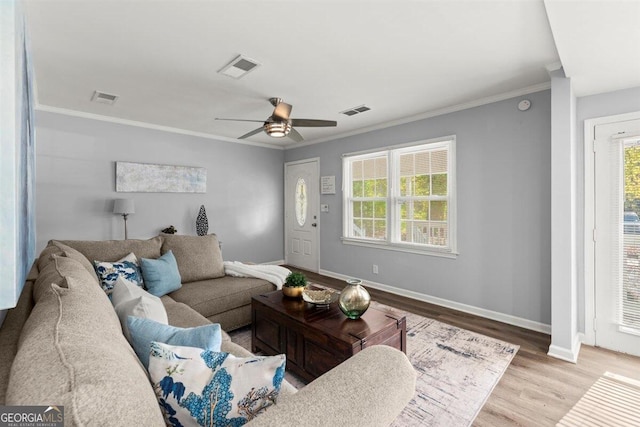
[287,81,552,150]
[35,104,285,150]
[36,80,551,152]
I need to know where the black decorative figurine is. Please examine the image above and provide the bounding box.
[196,205,208,236]
[161,225,177,234]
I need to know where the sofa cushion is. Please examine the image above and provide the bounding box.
[169,276,274,319]
[162,296,212,326]
[140,250,182,297]
[127,317,222,369]
[50,241,99,281]
[37,241,97,283]
[33,255,100,304]
[57,236,163,264]
[36,243,65,272]
[160,296,232,342]
[112,276,168,340]
[94,252,145,296]
[161,234,224,282]
[148,342,286,426]
[6,276,164,425]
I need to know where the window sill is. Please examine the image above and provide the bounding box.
[341,237,458,259]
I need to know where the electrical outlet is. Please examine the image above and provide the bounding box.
[372,264,378,274]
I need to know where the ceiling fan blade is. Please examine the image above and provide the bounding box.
[238,127,264,139]
[273,102,292,121]
[287,128,304,143]
[290,119,337,127]
[215,118,264,123]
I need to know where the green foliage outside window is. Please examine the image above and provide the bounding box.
[353,180,363,197]
[625,145,640,213]
[432,174,447,195]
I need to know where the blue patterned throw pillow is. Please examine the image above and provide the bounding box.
[94,252,144,296]
[148,342,286,427]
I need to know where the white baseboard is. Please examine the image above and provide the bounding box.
[262,260,286,266]
[547,334,581,363]
[319,269,552,335]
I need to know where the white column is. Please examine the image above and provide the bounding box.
[548,67,580,362]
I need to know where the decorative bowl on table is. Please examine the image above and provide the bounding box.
[302,288,339,306]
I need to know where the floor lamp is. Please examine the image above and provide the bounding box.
[113,199,135,240]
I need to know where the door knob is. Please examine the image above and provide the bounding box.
[311,223,317,227]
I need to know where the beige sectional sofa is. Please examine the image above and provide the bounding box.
[0,235,416,426]
[57,234,274,331]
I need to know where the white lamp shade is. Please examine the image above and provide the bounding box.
[113,199,135,214]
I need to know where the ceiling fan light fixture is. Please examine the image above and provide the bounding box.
[264,121,292,138]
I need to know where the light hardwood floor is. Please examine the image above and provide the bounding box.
[287,267,640,426]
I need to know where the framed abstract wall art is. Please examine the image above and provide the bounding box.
[116,161,207,193]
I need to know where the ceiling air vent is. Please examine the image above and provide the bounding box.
[218,55,261,79]
[91,91,118,105]
[340,105,371,116]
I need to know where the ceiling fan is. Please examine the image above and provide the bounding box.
[215,98,337,142]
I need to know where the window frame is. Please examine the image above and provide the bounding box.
[342,136,457,258]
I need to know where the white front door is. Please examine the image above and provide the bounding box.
[284,159,319,272]
[594,117,640,357]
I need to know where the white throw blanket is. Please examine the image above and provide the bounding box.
[223,261,291,289]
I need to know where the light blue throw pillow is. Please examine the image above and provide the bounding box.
[140,250,182,297]
[127,316,222,369]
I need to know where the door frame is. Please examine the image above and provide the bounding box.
[584,111,640,346]
[284,157,320,272]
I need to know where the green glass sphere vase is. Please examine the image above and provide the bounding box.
[339,279,370,319]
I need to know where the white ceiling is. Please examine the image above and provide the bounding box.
[544,0,640,97]
[23,1,640,148]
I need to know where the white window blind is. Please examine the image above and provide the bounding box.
[343,137,456,256]
[620,138,640,333]
[349,154,388,240]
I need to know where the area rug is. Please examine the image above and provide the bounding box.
[228,302,518,426]
[556,372,640,427]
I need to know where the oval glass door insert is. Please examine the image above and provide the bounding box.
[295,178,307,226]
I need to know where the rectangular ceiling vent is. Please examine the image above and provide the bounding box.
[91,90,118,105]
[218,55,261,79]
[340,105,371,116]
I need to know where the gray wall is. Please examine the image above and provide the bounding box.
[35,111,285,263]
[575,86,640,332]
[285,90,552,325]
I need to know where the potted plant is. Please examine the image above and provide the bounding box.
[282,272,307,298]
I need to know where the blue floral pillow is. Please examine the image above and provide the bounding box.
[148,342,286,427]
[94,252,144,296]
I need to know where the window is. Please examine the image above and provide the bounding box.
[343,137,456,257]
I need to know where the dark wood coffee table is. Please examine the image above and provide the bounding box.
[251,288,407,382]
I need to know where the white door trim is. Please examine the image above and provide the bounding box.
[584,111,640,346]
[284,157,320,272]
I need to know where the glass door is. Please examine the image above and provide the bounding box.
[594,118,640,356]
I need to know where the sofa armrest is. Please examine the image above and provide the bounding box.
[246,345,416,427]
